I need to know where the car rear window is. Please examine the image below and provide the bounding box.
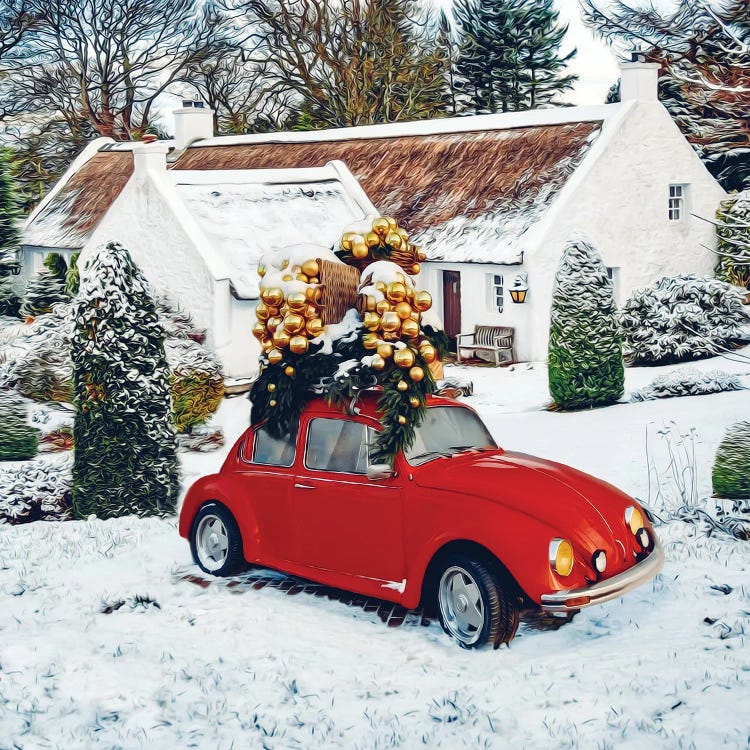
[251,426,296,467]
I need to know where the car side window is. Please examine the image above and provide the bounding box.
[305,418,372,474]
[251,426,296,467]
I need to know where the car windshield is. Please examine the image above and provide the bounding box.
[404,406,498,466]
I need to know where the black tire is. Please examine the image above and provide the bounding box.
[434,553,520,649]
[189,502,246,577]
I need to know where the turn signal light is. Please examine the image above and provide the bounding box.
[625,506,644,535]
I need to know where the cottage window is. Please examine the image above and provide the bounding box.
[488,274,504,313]
[668,184,686,221]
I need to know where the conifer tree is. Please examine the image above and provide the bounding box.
[71,241,179,518]
[548,239,624,410]
[453,0,576,113]
[0,390,38,461]
[19,252,70,318]
[715,192,750,289]
[0,149,22,314]
[712,420,750,499]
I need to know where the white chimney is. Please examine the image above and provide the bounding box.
[133,139,169,176]
[173,100,215,150]
[620,56,660,102]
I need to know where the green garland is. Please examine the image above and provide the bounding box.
[249,316,436,464]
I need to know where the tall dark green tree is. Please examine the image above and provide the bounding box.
[0,389,38,461]
[548,239,624,410]
[0,148,22,313]
[453,0,576,113]
[71,242,179,518]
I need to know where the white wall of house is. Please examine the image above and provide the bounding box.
[229,297,261,377]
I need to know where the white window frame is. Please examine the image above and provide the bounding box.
[668,184,687,222]
[487,273,504,313]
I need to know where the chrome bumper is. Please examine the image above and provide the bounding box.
[540,539,665,612]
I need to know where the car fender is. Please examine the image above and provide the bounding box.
[401,499,583,609]
[179,474,261,562]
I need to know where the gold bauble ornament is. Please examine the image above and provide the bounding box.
[281,259,289,270]
[414,291,432,312]
[258,264,266,277]
[286,292,307,311]
[420,344,437,364]
[410,311,420,322]
[283,313,306,334]
[309,277,319,284]
[266,315,283,332]
[352,241,369,259]
[409,366,425,382]
[269,399,277,407]
[302,259,319,278]
[307,318,324,337]
[366,231,381,248]
[409,396,420,408]
[375,281,387,294]
[256,302,270,321]
[401,319,420,339]
[372,217,390,237]
[395,301,412,320]
[386,232,402,250]
[303,304,318,320]
[377,342,393,359]
[267,348,283,365]
[342,231,357,251]
[381,310,401,332]
[398,415,407,425]
[376,299,392,315]
[411,263,421,275]
[363,312,381,331]
[289,336,308,355]
[393,347,416,369]
[282,274,293,282]
[285,365,295,377]
[261,339,273,351]
[273,328,291,348]
[396,379,408,392]
[295,274,309,283]
[387,282,407,303]
[385,216,398,231]
[305,286,322,304]
[252,322,267,340]
[365,295,377,312]
[417,249,427,262]
[398,228,409,242]
[363,333,379,350]
[262,287,284,307]
[371,354,386,371]
[267,383,276,392]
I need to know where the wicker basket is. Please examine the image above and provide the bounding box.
[318,259,361,326]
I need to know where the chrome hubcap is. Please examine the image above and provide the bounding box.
[196,514,229,572]
[438,566,485,645]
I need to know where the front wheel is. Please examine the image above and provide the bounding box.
[436,555,520,649]
[190,502,245,577]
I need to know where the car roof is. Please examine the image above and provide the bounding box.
[303,391,467,420]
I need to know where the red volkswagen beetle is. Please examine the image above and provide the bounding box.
[179,394,663,648]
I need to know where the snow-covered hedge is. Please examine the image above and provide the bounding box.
[621,275,750,365]
[631,368,744,402]
[0,456,71,524]
[712,420,750,499]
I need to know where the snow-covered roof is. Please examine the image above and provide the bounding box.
[171,166,376,299]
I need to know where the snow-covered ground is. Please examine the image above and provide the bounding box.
[1,351,749,748]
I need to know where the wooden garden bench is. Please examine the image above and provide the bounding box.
[456,325,515,366]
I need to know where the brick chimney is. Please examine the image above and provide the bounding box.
[620,52,660,102]
[173,100,215,150]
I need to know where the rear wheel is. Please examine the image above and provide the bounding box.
[190,503,245,577]
[435,555,519,649]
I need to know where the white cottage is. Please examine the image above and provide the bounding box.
[21,62,725,373]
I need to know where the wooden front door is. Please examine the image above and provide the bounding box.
[442,270,462,338]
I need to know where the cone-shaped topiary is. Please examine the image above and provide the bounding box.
[19,251,71,318]
[71,241,179,518]
[0,390,38,461]
[548,239,624,409]
[0,149,22,313]
[712,420,750,499]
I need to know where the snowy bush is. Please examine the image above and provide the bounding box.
[155,295,206,342]
[0,390,37,460]
[712,420,750,499]
[621,275,750,365]
[166,338,224,433]
[631,368,744,402]
[0,456,71,524]
[71,242,179,519]
[715,191,750,289]
[548,239,624,409]
[19,267,69,318]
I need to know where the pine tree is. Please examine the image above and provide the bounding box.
[71,241,179,518]
[453,0,576,113]
[715,192,750,289]
[548,239,624,410]
[712,420,750,499]
[0,149,22,314]
[0,390,38,461]
[19,257,70,318]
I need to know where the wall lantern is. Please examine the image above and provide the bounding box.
[10,263,21,276]
[509,273,528,304]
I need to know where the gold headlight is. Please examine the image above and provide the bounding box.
[625,506,644,535]
[549,538,574,577]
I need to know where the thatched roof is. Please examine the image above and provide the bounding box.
[24,151,133,250]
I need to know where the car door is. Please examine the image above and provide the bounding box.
[236,423,298,563]
[292,415,404,587]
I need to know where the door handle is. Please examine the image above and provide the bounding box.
[294,483,316,490]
